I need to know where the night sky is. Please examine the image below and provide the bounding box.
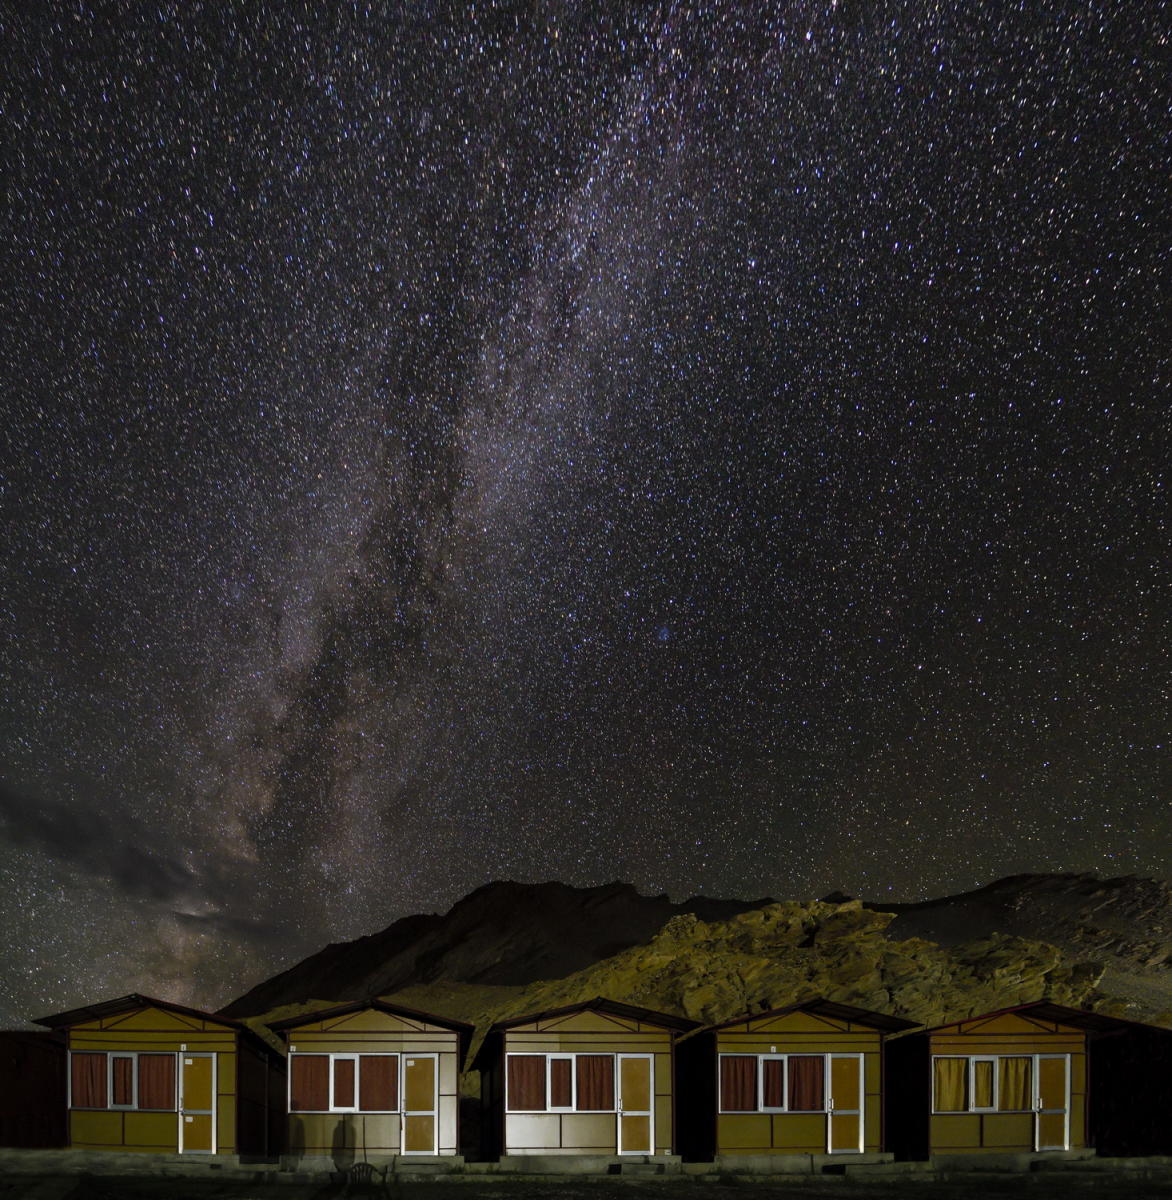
[1,2,1165,1026]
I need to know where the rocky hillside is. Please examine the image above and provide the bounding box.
[221,880,769,1017]
[225,875,1172,1064]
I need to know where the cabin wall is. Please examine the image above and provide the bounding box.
[501,1013,676,1156]
[927,1027,1085,1154]
[284,1011,460,1157]
[0,1031,67,1148]
[66,1007,239,1154]
[710,1014,883,1155]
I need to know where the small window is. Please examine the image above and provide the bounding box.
[71,1052,107,1109]
[332,1056,357,1111]
[290,1055,330,1112]
[358,1055,398,1112]
[137,1054,176,1111]
[110,1055,135,1109]
[787,1055,824,1111]
[575,1055,614,1111]
[549,1056,573,1110]
[507,1055,546,1111]
[933,1057,968,1112]
[719,1055,757,1111]
[761,1057,785,1110]
[998,1057,1032,1111]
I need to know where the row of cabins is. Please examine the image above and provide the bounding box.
[7,993,1170,1165]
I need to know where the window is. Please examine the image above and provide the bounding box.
[505,1053,616,1113]
[289,1053,400,1113]
[69,1051,176,1111]
[932,1055,1035,1113]
[718,1053,827,1113]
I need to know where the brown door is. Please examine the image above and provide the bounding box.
[827,1054,863,1153]
[402,1055,437,1154]
[617,1055,653,1154]
[1035,1055,1069,1150]
[179,1053,215,1153]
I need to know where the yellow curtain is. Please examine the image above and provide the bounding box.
[933,1058,967,1111]
[998,1057,1032,1111]
[972,1059,994,1108]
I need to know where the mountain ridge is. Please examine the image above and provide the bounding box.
[221,873,1172,1031]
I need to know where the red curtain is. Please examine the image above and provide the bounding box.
[71,1053,107,1108]
[290,1055,330,1111]
[507,1055,546,1111]
[333,1058,356,1107]
[762,1059,785,1108]
[111,1056,134,1106]
[359,1055,398,1111]
[550,1058,573,1107]
[787,1056,824,1111]
[720,1056,757,1111]
[575,1055,614,1111]
[138,1054,176,1110]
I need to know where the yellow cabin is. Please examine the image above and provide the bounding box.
[475,997,699,1161]
[678,999,916,1162]
[885,1001,1100,1158]
[35,994,285,1157]
[269,1000,472,1161]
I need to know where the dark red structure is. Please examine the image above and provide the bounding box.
[0,1030,68,1147]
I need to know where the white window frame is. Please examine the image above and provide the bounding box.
[329,1052,360,1114]
[287,1051,401,1115]
[504,1051,616,1114]
[547,1053,576,1112]
[759,1053,787,1113]
[69,1050,178,1112]
[109,1051,137,1110]
[969,1054,998,1113]
[931,1054,1037,1114]
[717,1052,829,1115]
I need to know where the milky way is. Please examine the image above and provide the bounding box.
[0,2,1165,1025]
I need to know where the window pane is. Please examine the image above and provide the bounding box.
[290,1055,330,1112]
[999,1057,1032,1111]
[720,1056,756,1111]
[934,1058,967,1111]
[359,1055,398,1111]
[333,1058,356,1108]
[507,1055,546,1111]
[576,1055,614,1111]
[762,1059,785,1108]
[550,1058,572,1108]
[138,1054,176,1110]
[788,1056,824,1111]
[972,1060,994,1108]
[112,1057,134,1106]
[71,1053,107,1108]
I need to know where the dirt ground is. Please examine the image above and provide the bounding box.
[4,1172,1172,1200]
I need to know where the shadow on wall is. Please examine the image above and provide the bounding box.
[332,1114,357,1173]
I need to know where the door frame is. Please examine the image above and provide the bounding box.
[400,1052,439,1155]
[826,1053,864,1154]
[178,1051,217,1154]
[616,1053,654,1155]
[1033,1053,1071,1151]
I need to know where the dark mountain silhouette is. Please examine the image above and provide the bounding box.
[220,873,1172,1022]
[220,879,770,1017]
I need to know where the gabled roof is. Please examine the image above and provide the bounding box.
[34,993,243,1032]
[489,996,700,1034]
[701,997,919,1035]
[268,999,475,1055]
[33,993,279,1060]
[912,999,1158,1037]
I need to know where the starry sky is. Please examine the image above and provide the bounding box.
[0,2,1165,1026]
